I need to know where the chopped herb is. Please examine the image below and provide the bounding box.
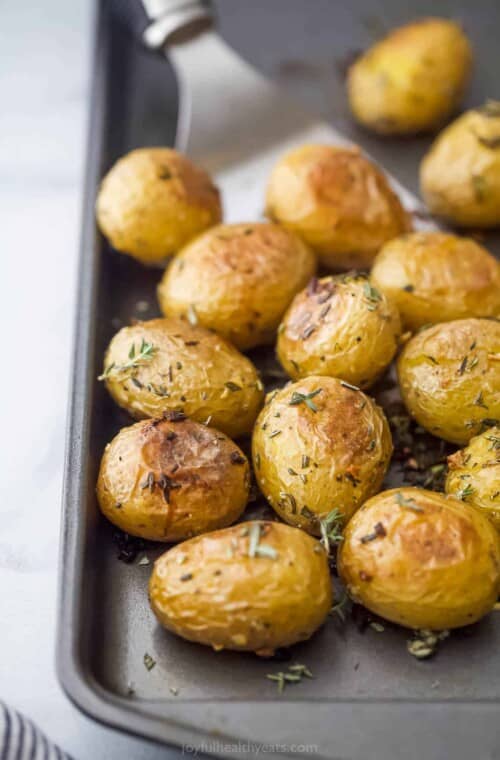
[403,284,415,292]
[363,282,382,309]
[456,484,475,501]
[98,339,156,380]
[279,492,297,514]
[269,429,282,438]
[180,572,193,581]
[426,355,438,365]
[143,653,156,671]
[164,410,187,422]
[302,324,317,340]
[370,622,385,633]
[225,381,242,392]
[187,304,198,325]
[247,523,278,559]
[230,451,246,465]
[302,455,310,468]
[267,663,313,693]
[395,492,424,512]
[340,380,360,391]
[360,522,386,543]
[487,434,500,451]
[289,388,322,412]
[474,391,488,409]
[407,629,449,660]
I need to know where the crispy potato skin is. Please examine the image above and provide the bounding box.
[97,417,250,541]
[251,376,393,532]
[420,103,500,227]
[277,274,401,389]
[102,318,264,438]
[338,487,500,630]
[265,144,410,270]
[347,18,472,135]
[157,223,316,351]
[149,521,332,653]
[397,318,500,445]
[95,148,222,265]
[371,232,500,331]
[446,426,500,529]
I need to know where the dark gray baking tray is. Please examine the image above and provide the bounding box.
[57,2,500,758]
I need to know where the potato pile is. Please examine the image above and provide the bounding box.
[95,16,500,661]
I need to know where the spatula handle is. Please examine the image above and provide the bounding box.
[109,0,214,48]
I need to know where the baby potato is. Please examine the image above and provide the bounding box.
[95,147,222,265]
[420,101,500,227]
[338,487,500,630]
[265,144,410,270]
[97,417,250,541]
[277,273,401,389]
[397,318,500,445]
[371,232,500,331]
[446,426,500,529]
[157,222,315,351]
[100,318,264,438]
[149,521,332,654]
[252,376,392,533]
[347,18,472,135]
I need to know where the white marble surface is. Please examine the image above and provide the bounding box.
[0,2,176,757]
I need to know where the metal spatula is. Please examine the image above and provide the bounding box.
[113,0,431,225]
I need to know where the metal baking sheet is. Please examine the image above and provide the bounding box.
[57,2,500,758]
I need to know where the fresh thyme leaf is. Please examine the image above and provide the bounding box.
[318,508,344,554]
[225,381,242,392]
[98,340,156,380]
[331,590,351,622]
[456,483,475,500]
[340,380,360,391]
[289,388,322,411]
[395,492,424,512]
[143,653,156,671]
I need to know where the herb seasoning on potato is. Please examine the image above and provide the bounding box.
[397,318,500,444]
[265,144,410,270]
[338,487,500,630]
[97,416,250,542]
[371,232,500,331]
[420,101,500,228]
[100,318,264,438]
[446,425,500,529]
[96,147,222,265]
[277,273,401,389]
[252,376,393,532]
[149,521,332,654]
[157,222,316,350]
[347,18,472,135]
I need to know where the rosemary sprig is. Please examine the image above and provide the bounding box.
[98,339,156,380]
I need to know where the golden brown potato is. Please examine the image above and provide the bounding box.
[347,18,472,135]
[157,222,316,351]
[100,318,264,438]
[95,147,222,265]
[251,376,392,533]
[338,487,500,630]
[265,144,410,270]
[97,417,250,542]
[397,318,500,445]
[420,101,500,227]
[446,426,500,529]
[277,273,401,389]
[149,521,332,654]
[371,232,500,331]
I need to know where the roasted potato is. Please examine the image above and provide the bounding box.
[95,147,222,265]
[277,273,401,389]
[397,318,500,445]
[347,18,472,135]
[420,101,500,227]
[265,144,410,270]
[157,222,316,351]
[252,376,392,532]
[149,521,332,654]
[338,487,500,630]
[97,416,250,541]
[100,318,264,438]
[446,426,500,529]
[371,232,500,331]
